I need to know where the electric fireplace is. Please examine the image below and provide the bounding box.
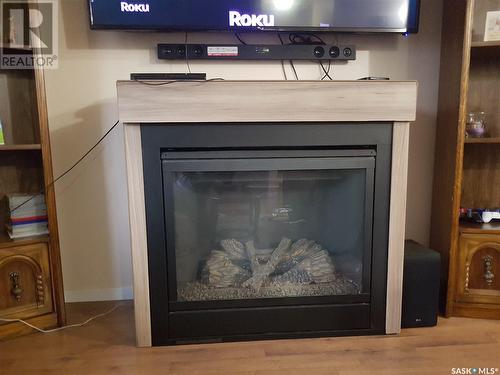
[169,154,373,303]
[117,80,417,346]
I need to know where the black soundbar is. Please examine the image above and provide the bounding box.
[158,44,356,61]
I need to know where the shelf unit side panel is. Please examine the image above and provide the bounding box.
[430,0,474,316]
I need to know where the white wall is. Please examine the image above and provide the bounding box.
[45,0,442,302]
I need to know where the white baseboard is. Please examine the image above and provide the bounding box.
[64,286,133,302]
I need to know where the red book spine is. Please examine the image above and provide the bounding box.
[11,215,48,224]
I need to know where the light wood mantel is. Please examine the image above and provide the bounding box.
[118,80,417,347]
[117,80,417,124]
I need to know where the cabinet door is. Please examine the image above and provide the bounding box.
[0,242,53,320]
[457,234,500,305]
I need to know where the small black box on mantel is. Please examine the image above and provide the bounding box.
[401,240,441,328]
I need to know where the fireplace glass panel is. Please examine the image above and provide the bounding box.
[165,157,373,303]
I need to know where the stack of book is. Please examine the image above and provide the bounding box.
[6,194,49,239]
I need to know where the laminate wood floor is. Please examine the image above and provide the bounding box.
[1,301,499,375]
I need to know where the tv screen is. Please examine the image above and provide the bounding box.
[89,0,420,33]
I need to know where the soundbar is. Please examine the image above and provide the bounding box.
[158,44,356,61]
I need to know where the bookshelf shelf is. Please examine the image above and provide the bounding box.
[471,41,500,48]
[459,221,500,235]
[464,137,500,144]
[0,233,49,249]
[0,144,42,151]
[0,44,32,52]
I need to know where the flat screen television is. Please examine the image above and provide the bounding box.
[89,0,420,33]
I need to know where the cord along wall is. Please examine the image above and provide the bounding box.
[43,0,442,302]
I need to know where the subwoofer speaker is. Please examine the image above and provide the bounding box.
[401,240,441,328]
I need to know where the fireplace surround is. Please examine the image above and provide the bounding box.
[117,80,417,346]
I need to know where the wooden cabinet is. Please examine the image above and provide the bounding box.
[0,241,53,319]
[430,0,500,319]
[457,234,500,305]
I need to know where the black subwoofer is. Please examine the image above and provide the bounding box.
[401,240,440,328]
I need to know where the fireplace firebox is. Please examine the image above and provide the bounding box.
[141,123,391,345]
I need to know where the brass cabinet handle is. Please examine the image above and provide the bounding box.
[36,274,45,305]
[483,255,494,286]
[9,272,23,302]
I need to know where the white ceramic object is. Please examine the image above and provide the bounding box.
[482,211,500,223]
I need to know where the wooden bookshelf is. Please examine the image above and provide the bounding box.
[430,0,500,320]
[0,50,65,336]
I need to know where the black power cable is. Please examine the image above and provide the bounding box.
[277,33,299,80]
[133,77,225,86]
[10,78,228,214]
[234,32,247,45]
[9,120,121,214]
[320,60,333,80]
[277,32,288,80]
[289,60,299,80]
[285,32,336,81]
[289,32,326,45]
[184,32,192,74]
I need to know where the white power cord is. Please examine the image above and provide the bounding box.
[0,304,121,333]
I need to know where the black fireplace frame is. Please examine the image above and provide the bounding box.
[141,123,392,345]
